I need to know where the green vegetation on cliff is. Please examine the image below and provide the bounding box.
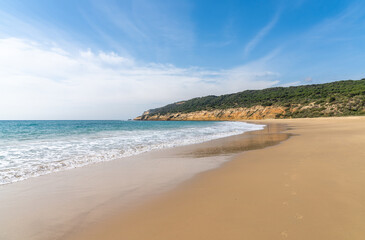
[146,79,365,118]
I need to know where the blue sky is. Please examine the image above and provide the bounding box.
[0,0,364,119]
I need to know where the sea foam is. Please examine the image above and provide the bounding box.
[0,120,264,185]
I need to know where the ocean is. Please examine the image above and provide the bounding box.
[0,120,264,185]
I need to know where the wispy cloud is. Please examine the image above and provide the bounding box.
[0,8,88,53]
[304,77,313,83]
[0,38,279,119]
[275,1,365,83]
[243,11,280,57]
[307,1,365,39]
[96,3,147,40]
[94,0,194,51]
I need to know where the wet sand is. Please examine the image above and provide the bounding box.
[69,117,365,240]
[0,122,287,240]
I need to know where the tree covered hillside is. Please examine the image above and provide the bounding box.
[146,79,365,118]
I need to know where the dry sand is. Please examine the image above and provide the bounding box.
[69,117,365,240]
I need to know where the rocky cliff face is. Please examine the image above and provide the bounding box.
[135,102,365,121]
[134,106,287,121]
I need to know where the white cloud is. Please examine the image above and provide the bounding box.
[0,38,279,119]
[304,77,313,83]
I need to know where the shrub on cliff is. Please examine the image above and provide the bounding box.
[146,79,365,118]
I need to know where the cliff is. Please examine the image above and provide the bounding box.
[135,79,365,120]
[134,106,286,120]
[135,102,365,121]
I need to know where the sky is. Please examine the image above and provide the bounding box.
[0,0,364,120]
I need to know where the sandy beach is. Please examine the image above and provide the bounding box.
[2,1,365,239]
[68,117,365,240]
[0,121,286,240]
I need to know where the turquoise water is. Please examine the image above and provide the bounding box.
[0,120,264,185]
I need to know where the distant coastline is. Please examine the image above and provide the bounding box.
[135,79,365,121]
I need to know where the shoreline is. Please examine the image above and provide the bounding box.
[0,121,263,186]
[69,116,365,240]
[0,122,286,240]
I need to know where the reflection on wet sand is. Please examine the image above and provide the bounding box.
[185,123,290,158]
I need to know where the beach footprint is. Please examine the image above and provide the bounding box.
[281,231,288,238]
[295,213,304,220]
